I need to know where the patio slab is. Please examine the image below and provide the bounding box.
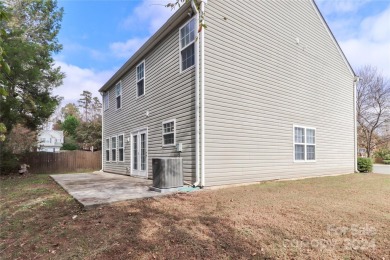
[51,172,169,209]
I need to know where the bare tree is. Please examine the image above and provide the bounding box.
[356,65,390,157]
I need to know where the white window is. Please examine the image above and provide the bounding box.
[294,126,316,162]
[103,92,109,111]
[162,119,176,146]
[136,61,145,97]
[179,18,196,72]
[105,138,110,161]
[115,82,122,109]
[118,134,124,162]
[111,136,117,161]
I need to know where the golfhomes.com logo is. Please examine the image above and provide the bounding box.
[283,224,376,251]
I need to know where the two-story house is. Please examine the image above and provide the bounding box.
[37,130,64,153]
[99,0,358,187]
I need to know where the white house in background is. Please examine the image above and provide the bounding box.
[37,130,64,152]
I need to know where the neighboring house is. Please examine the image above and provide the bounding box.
[99,0,358,187]
[37,130,64,152]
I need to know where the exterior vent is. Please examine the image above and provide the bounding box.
[152,158,183,189]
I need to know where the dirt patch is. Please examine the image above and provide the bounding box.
[0,173,389,259]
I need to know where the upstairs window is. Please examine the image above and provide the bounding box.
[162,119,176,146]
[115,82,122,109]
[105,138,110,161]
[103,92,109,111]
[294,126,316,162]
[118,134,124,162]
[111,136,117,161]
[136,61,145,97]
[179,18,195,72]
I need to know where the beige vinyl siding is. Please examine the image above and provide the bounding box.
[103,17,195,182]
[203,0,355,186]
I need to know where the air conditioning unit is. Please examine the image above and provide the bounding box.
[152,157,183,189]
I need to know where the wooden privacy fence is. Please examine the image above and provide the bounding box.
[22,151,102,174]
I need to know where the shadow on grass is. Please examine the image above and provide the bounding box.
[86,197,279,260]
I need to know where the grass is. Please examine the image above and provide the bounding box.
[1,173,389,259]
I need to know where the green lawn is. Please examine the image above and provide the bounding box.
[1,173,389,259]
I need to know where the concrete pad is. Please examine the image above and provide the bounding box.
[373,164,390,174]
[51,172,170,209]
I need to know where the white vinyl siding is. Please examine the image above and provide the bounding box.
[203,0,354,186]
[162,119,176,146]
[179,18,195,72]
[136,61,145,97]
[103,92,109,111]
[111,136,117,162]
[115,82,122,109]
[294,126,316,162]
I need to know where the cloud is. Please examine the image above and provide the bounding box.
[122,0,175,34]
[339,5,390,77]
[109,37,148,58]
[318,2,390,78]
[54,61,116,104]
[361,6,390,42]
[340,39,390,76]
[108,0,176,60]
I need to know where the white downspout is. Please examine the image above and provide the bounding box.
[353,76,359,172]
[191,0,200,187]
[200,0,206,187]
[100,92,104,172]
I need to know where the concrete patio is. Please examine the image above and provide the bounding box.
[51,172,169,209]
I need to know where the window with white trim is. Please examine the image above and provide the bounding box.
[105,138,110,161]
[111,136,117,161]
[115,82,122,109]
[294,126,316,161]
[118,134,124,162]
[136,61,145,97]
[179,18,195,72]
[162,119,175,146]
[103,92,109,111]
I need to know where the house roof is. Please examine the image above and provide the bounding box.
[99,0,355,93]
[99,3,191,92]
[39,130,63,138]
[311,0,355,77]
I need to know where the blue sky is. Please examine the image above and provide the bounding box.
[54,0,390,104]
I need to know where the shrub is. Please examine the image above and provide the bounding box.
[383,154,390,164]
[0,149,20,174]
[61,136,79,151]
[375,148,390,160]
[357,158,373,173]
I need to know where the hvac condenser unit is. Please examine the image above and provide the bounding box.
[152,158,183,189]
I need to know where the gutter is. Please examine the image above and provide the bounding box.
[100,92,104,172]
[353,76,359,172]
[191,0,200,187]
[200,0,206,187]
[192,0,207,188]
